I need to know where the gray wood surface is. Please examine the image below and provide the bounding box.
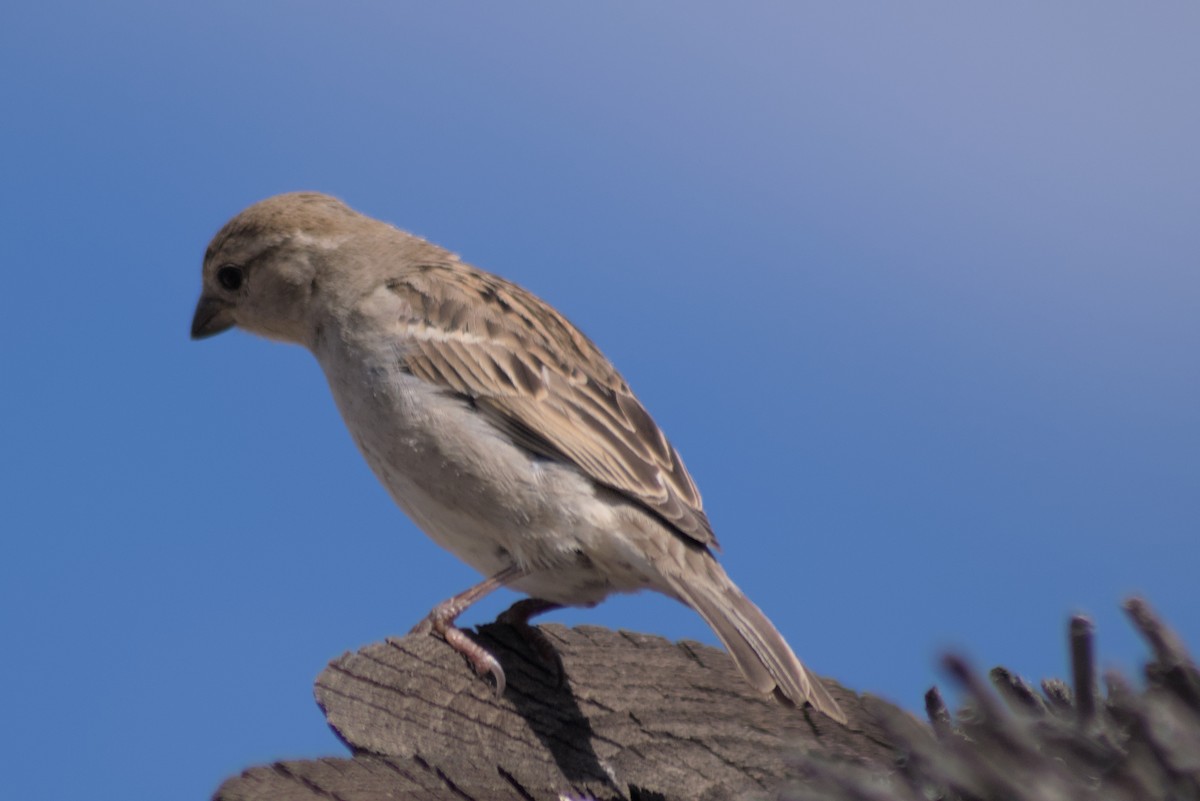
[214,599,1200,801]
[216,623,897,801]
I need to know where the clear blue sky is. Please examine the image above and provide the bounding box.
[2,3,1197,799]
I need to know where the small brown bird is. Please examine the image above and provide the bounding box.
[191,192,845,723]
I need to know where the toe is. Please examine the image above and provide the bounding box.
[443,627,507,695]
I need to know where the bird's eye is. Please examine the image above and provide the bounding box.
[217,264,244,291]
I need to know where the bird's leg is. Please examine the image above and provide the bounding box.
[497,597,563,624]
[410,565,525,695]
[497,598,565,684]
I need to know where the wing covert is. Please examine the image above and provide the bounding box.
[387,263,716,547]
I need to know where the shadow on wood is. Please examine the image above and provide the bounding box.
[214,598,1200,800]
[215,624,898,801]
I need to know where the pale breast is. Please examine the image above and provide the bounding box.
[309,290,669,606]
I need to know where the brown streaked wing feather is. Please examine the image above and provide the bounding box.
[387,263,716,547]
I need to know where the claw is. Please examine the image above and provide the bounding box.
[409,567,525,696]
[445,627,506,695]
[411,608,508,695]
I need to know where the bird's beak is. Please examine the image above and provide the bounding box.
[191,295,235,340]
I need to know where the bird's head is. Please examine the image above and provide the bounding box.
[190,192,362,346]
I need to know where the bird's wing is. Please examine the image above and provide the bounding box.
[385,262,716,548]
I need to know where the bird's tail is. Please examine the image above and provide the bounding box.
[666,554,846,724]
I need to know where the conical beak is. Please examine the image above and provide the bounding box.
[190,295,235,340]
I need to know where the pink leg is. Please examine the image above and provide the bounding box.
[411,565,525,695]
[497,597,562,625]
[498,598,565,683]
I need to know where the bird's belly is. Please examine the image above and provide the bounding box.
[317,343,660,606]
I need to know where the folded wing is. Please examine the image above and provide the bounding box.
[387,262,716,548]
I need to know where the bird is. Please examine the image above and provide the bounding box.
[190,191,846,723]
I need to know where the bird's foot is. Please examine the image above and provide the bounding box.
[443,625,506,695]
[497,598,565,686]
[408,567,526,696]
[412,603,507,695]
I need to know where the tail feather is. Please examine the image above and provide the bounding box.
[667,561,846,724]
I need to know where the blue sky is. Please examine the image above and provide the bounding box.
[2,3,1197,799]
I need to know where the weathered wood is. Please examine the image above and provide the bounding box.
[215,598,1200,801]
[215,624,898,801]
